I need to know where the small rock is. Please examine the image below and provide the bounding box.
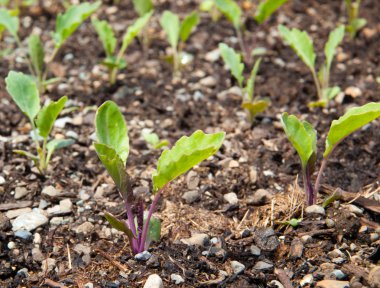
[14,230,32,241]
[223,192,239,205]
[202,247,226,258]
[300,274,313,286]
[247,189,273,205]
[182,190,200,204]
[135,251,152,261]
[305,205,325,216]
[205,48,220,62]
[75,222,94,235]
[14,187,28,199]
[50,217,64,226]
[181,233,209,247]
[326,219,335,228]
[331,270,346,280]
[42,186,60,197]
[301,235,313,244]
[59,199,72,214]
[369,266,380,288]
[200,76,217,87]
[370,233,379,242]
[32,247,44,262]
[33,233,41,244]
[41,258,56,273]
[250,245,261,256]
[231,260,245,274]
[344,87,362,98]
[346,204,363,216]
[253,261,273,270]
[170,273,185,284]
[328,249,346,259]
[74,244,91,255]
[0,212,11,231]
[270,280,284,288]
[7,241,16,249]
[79,190,91,201]
[84,283,94,288]
[146,255,160,268]
[66,130,78,139]
[359,225,367,233]
[17,268,28,278]
[316,280,349,288]
[0,176,5,185]
[186,171,200,190]
[12,210,48,232]
[143,274,163,288]
[5,208,32,219]
[253,228,279,252]
[289,237,303,259]
[249,167,258,183]
[332,257,346,264]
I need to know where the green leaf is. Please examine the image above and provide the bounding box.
[152,130,225,192]
[36,96,67,138]
[92,18,116,57]
[102,56,127,70]
[53,1,101,48]
[324,102,380,158]
[134,212,161,242]
[219,43,244,87]
[160,10,180,50]
[5,71,40,122]
[46,138,74,157]
[254,0,288,24]
[120,11,152,54]
[13,149,39,162]
[324,86,341,100]
[95,101,129,163]
[324,25,345,71]
[104,212,135,239]
[245,58,262,101]
[281,113,317,170]
[132,0,153,16]
[94,143,128,193]
[242,99,269,120]
[278,25,316,71]
[0,8,19,39]
[200,0,214,11]
[28,34,45,78]
[179,12,199,43]
[215,0,241,30]
[142,130,159,146]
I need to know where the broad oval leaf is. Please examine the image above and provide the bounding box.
[278,25,316,71]
[242,99,269,120]
[53,1,101,47]
[215,0,241,30]
[281,113,317,169]
[5,71,40,122]
[324,102,380,158]
[324,25,345,71]
[179,12,199,43]
[160,10,180,50]
[36,96,67,138]
[120,11,152,54]
[94,143,128,193]
[0,8,19,39]
[219,43,244,87]
[28,34,45,78]
[92,18,116,57]
[132,0,153,16]
[104,212,135,239]
[152,130,225,192]
[95,100,129,163]
[254,0,288,25]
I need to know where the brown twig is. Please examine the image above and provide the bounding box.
[94,249,129,272]
[44,279,68,288]
[297,228,335,237]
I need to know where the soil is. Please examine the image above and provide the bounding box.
[0,0,379,287]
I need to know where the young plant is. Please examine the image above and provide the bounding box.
[345,0,366,39]
[281,102,380,206]
[199,0,221,22]
[142,129,169,150]
[94,101,225,254]
[159,10,200,73]
[5,71,74,174]
[0,2,100,91]
[219,42,269,123]
[278,25,345,107]
[92,11,152,85]
[215,0,286,61]
[132,0,153,16]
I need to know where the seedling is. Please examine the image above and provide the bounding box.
[219,43,269,123]
[94,101,224,254]
[215,0,287,61]
[0,2,100,91]
[281,102,380,205]
[278,25,345,107]
[277,218,302,228]
[345,0,366,39]
[132,0,153,16]
[142,129,169,150]
[92,11,152,85]
[5,71,74,174]
[160,10,199,73]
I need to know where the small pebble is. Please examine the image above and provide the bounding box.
[143,274,163,288]
[14,230,32,241]
[300,274,313,286]
[181,233,209,247]
[231,260,245,274]
[305,205,325,216]
[250,245,261,256]
[7,241,16,249]
[253,261,273,270]
[223,192,239,205]
[135,251,152,261]
[170,274,185,284]
[325,219,335,228]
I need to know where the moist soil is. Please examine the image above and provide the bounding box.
[0,0,379,287]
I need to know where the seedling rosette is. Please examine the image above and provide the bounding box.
[94,101,225,254]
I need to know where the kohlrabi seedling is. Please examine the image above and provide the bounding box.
[132,0,153,16]
[219,42,269,123]
[142,129,169,150]
[5,71,74,174]
[0,2,100,91]
[94,100,225,254]
[92,11,152,85]
[160,10,199,73]
[345,0,366,39]
[254,0,288,25]
[281,102,380,206]
[278,24,345,108]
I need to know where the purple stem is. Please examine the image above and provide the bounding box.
[314,157,328,197]
[137,201,144,245]
[124,201,139,253]
[303,168,315,206]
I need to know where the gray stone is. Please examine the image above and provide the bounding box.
[182,190,200,204]
[325,219,335,228]
[7,241,16,249]
[84,283,94,288]
[247,189,273,205]
[135,251,152,261]
[143,274,163,288]
[41,258,56,272]
[253,261,273,270]
[146,255,160,268]
[200,76,217,87]
[300,274,313,286]
[74,244,91,255]
[332,257,346,264]
[32,248,44,262]
[42,186,60,197]
[231,260,245,274]
[12,210,48,232]
[181,233,209,247]
[0,175,5,185]
[331,270,346,280]
[250,245,261,256]
[305,205,325,216]
[253,228,279,252]
[5,208,32,219]
[50,217,64,226]
[186,171,200,190]
[328,249,346,259]
[75,222,94,235]
[33,233,41,244]
[223,192,239,205]
[14,230,32,241]
[301,235,313,244]
[346,204,363,216]
[14,187,28,199]
[17,268,28,278]
[171,273,185,284]
[59,199,72,214]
